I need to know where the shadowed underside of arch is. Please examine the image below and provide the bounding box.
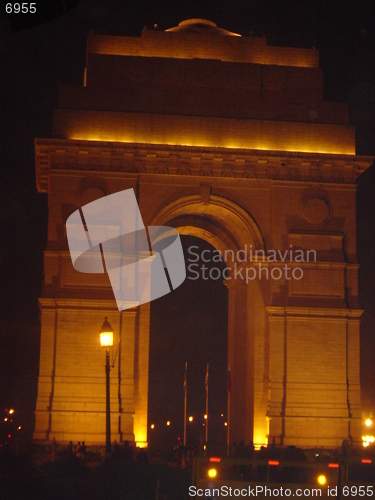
[151,195,265,256]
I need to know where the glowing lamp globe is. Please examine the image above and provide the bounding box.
[100,317,114,348]
[208,468,217,478]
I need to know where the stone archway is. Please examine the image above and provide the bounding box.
[148,194,269,447]
[151,194,265,256]
[33,20,370,449]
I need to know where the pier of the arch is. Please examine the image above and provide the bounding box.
[148,193,363,448]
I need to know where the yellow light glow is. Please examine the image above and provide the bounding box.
[17,426,21,430]
[166,421,170,426]
[253,429,268,450]
[100,317,114,347]
[224,422,228,426]
[204,414,207,419]
[150,424,155,429]
[4,418,8,422]
[362,435,375,443]
[9,409,14,415]
[136,441,148,448]
[208,468,217,478]
[363,442,369,448]
[100,331,113,348]
[189,416,193,422]
[318,475,326,485]
[70,133,354,156]
[366,419,372,427]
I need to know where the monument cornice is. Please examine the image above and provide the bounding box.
[266,305,364,319]
[35,138,373,193]
[38,297,137,312]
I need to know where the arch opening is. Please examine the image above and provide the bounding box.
[148,235,228,457]
[147,195,267,454]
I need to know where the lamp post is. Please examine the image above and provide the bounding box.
[100,317,114,456]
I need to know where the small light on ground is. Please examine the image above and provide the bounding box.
[318,475,326,485]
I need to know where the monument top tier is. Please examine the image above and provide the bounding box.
[87,19,319,68]
[48,20,366,156]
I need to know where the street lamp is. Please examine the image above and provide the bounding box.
[100,317,114,456]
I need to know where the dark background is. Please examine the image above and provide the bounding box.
[0,0,374,443]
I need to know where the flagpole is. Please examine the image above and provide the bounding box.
[184,362,187,447]
[205,363,209,445]
[227,364,231,457]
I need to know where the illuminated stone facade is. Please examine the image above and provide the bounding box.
[34,20,372,447]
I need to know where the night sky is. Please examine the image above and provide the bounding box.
[0,0,375,441]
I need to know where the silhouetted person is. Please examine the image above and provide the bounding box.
[67,441,73,458]
[258,446,267,458]
[246,441,254,458]
[113,440,120,458]
[238,440,245,457]
[122,440,133,463]
[81,441,86,459]
[176,443,182,467]
[136,447,149,465]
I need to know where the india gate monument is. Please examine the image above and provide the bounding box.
[33,19,372,448]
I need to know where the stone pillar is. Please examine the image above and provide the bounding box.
[347,313,362,445]
[265,306,362,448]
[33,299,57,441]
[133,302,150,447]
[267,307,286,445]
[226,271,250,445]
[247,270,269,448]
[33,299,140,444]
[118,309,136,442]
[226,263,270,448]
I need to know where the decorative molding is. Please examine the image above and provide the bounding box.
[38,297,137,312]
[35,138,374,193]
[266,305,363,319]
